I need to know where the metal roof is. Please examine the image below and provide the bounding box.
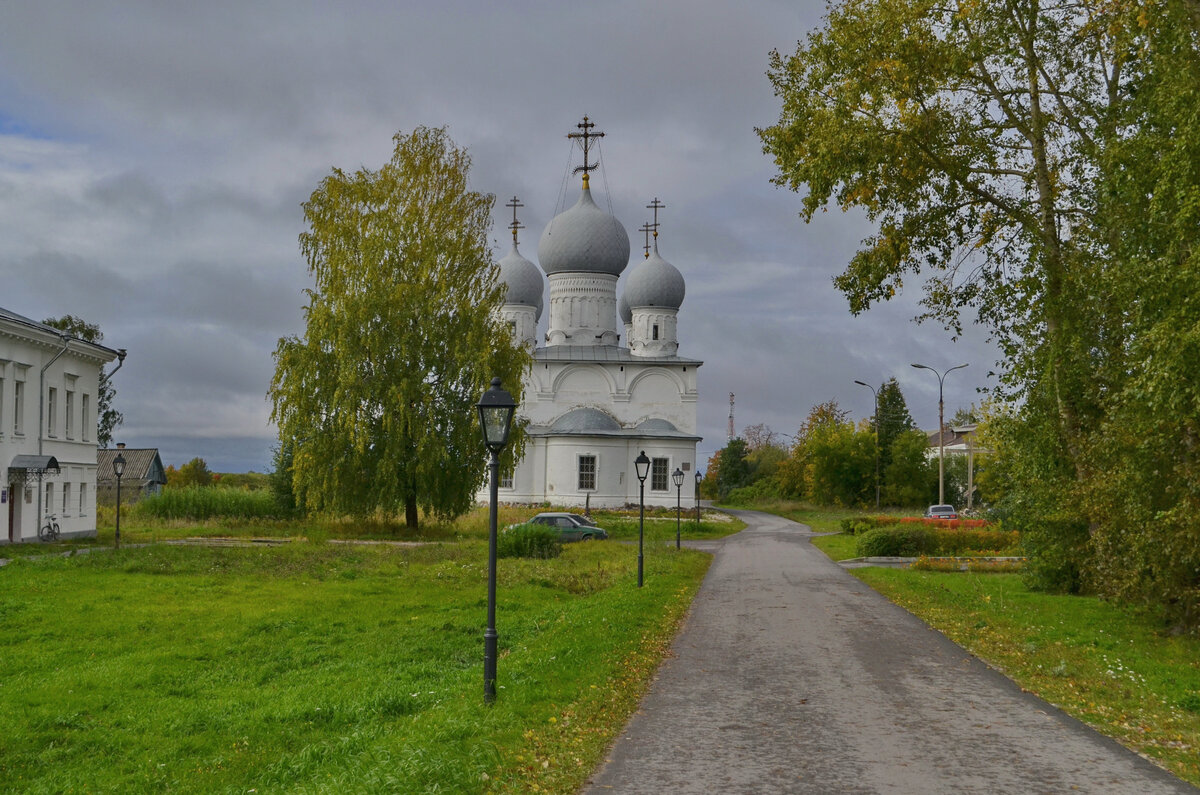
[534,345,702,366]
[9,454,60,472]
[97,448,167,483]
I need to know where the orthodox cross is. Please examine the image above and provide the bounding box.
[568,115,605,179]
[639,222,654,259]
[646,198,666,239]
[506,196,524,245]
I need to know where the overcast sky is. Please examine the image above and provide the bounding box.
[0,1,996,472]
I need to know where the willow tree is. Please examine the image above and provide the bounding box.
[758,0,1129,482]
[270,127,530,529]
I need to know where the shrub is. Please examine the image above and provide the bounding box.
[498,523,562,559]
[856,526,934,557]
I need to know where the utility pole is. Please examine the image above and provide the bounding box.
[911,363,969,505]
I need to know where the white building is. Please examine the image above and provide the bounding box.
[1,308,123,542]
[487,120,701,508]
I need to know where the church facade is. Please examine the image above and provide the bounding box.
[487,119,701,508]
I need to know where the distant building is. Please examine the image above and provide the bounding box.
[481,118,701,508]
[97,444,167,503]
[1,308,123,542]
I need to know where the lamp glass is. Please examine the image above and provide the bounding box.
[476,378,516,452]
[634,451,650,483]
[113,453,126,477]
[672,468,684,488]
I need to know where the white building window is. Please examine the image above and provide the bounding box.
[578,455,597,491]
[47,387,57,437]
[651,457,669,492]
[63,482,71,515]
[81,394,90,442]
[79,483,88,516]
[65,389,75,439]
[13,379,24,435]
[45,482,53,515]
[499,469,514,489]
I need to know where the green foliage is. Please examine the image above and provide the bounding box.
[269,126,531,528]
[269,441,298,517]
[716,437,751,500]
[856,526,933,557]
[134,486,281,521]
[855,524,1017,557]
[167,457,215,488]
[498,523,563,559]
[42,314,122,446]
[881,429,936,508]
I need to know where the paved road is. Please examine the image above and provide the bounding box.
[584,509,1197,794]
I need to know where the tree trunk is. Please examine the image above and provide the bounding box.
[405,495,418,530]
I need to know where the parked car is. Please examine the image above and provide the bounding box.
[511,512,609,542]
[923,504,959,520]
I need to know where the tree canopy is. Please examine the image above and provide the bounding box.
[270,126,530,528]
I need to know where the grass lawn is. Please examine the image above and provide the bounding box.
[0,536,710,793]
[856,569,1200,787]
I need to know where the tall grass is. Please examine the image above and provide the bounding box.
[134,486,281,520]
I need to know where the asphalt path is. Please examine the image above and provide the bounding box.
[584,508,1197,794]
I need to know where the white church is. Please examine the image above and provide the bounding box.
[485,117,701,509]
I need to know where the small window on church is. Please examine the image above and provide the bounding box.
[578,455,596,491]
[652,324,660,341]
[651,458,669,491]
[507,320,517,334]
[500,469,514,489]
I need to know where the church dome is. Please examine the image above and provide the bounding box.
[624,243,685,310]
[538,186,630,277]
[618,291,631,324]
[497,243,544,317]
[550,407,622,433]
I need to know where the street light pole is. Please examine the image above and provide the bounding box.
[911,362,969,505]
[113,452,126,549]
[695,470,702,531]
[477,377,516,704]
[672,468,684,549]
[634,451,650,587]
[854,380,881,510]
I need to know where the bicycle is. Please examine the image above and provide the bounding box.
[38,514,60,542]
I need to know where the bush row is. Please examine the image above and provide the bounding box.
[855,525,1019,557]
[839,515,990,534]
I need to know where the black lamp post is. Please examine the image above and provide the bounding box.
[634,450,650,587]
[672,467,684,549]
[854,380,881,510]
[695,469,702,531]
[113,452,126,549]
[477,377,516,704]
[911,362,969,505]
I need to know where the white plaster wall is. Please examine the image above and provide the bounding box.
[546,273,620,346]
[0,328,111,542]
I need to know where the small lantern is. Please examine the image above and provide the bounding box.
[476,378,516,454]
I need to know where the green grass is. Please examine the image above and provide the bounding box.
[0,538,710,793]
[855,568,1200,787]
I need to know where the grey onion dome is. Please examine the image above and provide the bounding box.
[538,186,630,276]
[497,243,545,317]
[618,291,632,324]
[624,242,685,309]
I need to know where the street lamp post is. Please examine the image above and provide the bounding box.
[634,451,650,587]
[113,452,126,549]
[695,470,702,531]
[476,377,516,704]
[672,468,684,549]
[854,380,881,510]
[911,362,969,505]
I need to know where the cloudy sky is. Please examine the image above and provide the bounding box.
[0,1,996,472]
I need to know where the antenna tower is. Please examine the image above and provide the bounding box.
[728,392,735,441]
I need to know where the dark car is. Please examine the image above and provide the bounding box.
[923,504,959,520]
[515,512,609,541]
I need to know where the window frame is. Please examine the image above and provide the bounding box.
[651,457,669,492]
[577,454,597,492]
